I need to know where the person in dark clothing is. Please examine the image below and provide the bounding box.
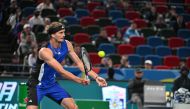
[173,66,190,92]
[95,29,110,48]
[128,69,146,109]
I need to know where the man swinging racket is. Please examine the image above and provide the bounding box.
[26,22,107,109]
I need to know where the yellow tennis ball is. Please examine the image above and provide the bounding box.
[98,51,105,57]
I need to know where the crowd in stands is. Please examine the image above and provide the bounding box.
[0,0,190,75]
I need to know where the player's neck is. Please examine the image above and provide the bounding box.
[50,39,61,48]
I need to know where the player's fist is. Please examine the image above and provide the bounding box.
[81,78,90,85]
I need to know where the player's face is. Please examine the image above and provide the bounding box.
[54,29,65,42]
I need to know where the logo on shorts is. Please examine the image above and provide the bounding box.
[28,99,33,103]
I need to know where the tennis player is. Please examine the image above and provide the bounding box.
[26,22,107,109]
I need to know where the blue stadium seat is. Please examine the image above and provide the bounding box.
[144,55,163,66]
[155,46,172,57]
[176,47,190,59]
[181,13,190,22]
[113,18,131,28]
[64,16,79,25]
[108,10,123,20]
[75,9,89,19]
[128,54,143,67]
[22,7,36,18]
[98,43,116,54]
[136,45,154,56]
[147,36,164,47]
[177,29,190,39]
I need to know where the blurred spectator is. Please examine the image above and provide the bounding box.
[173,66,190,92]
[36,0,55,11]
[128,69,146,109]
[123,22,141,43]
[110,30,124,45]
[120,55,131,68]
[19,24,36,58]
[144,60,152,69]
[6,7,21,30]
[172,15,186,33]
[43,17,51,33]
[29,10,44,28]
[155,15,167,30]
[141,1,152,19]
[95,29,110,47]
[13,17,28,36]
[28,46,38,73]
[106,57,115,80]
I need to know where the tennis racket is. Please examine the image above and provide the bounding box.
[80,47,92,80]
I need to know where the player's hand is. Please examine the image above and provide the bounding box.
[81,78,90,85]
[96,76,107,87]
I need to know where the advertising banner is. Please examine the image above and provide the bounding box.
[102,85,126,109]
[0,81,18,109]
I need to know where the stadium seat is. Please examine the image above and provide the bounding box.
[176,47,190,59]
[96,17,113,27]
[125,11,140,20]
[48,16,59,22]
[75,9,89,19]
[186,21,190,29]
[155,46,172,57]
[20,0,36,9]
[104,25,118,37]
[157,28,176,39]
[168,37,185,49]
[98,43,116,54]
[80,16,96,27]
[64,16,79,25]
[41,9,57,18]
[66,24,84,35]
[155,5,168,14]
[144,55,163,66]
[108,10,123,20]
[152,0,167,5]
[177,29,190,39]
[22,7,36,18]
[181,13,190,22]
[147,36,164,47]
[154,65,171,69]
[136,45,153,56]
[140,28,156,38]
[91,9,106,19]
[113,18,131,28]
[84,25,101,35]
[80,43,97,53]
[133,19,148,29]
[186,57,190,68]
[117,44,135,55]
[175,6,185,14]
[87,2,101,12]
[129,36,145,47]
[88,53,101,65]
[73,33,91,45]
[128,54,143,67]
[58,8,73,18]
[163,55,180,68]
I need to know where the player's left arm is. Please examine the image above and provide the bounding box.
[66,40,107,86]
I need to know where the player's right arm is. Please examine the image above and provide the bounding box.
[38,47,89,85]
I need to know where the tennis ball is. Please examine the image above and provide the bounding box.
[98,51,105,57]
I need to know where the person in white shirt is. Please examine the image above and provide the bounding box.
[36,0,55,11]
[29,10,44,28]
